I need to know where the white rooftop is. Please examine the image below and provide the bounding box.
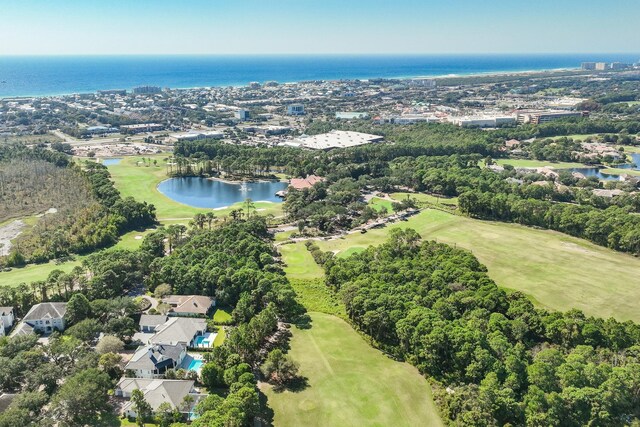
[294,130,383,150]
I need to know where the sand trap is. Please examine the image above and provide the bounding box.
[134,235,143,240]
[0,220,26,257]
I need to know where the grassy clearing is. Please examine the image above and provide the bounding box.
[213,327,226,347]
[107,155,283,222]
[368,197,394,212]
[262,312,443,427]
[621,145,640,154]
[390,192,458,207]
[279,243,324,281]
[290,279,346,319]
[0,226,152,287]
[213,308,232,324]
[0,258,82,287]
[600,167,640,177]
[494,159,584,169]
[305,209,640,322]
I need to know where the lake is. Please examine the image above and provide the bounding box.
[102,158,122,166]
[616,152,640,171]
[157,177,288,209]
[568,168,622,181]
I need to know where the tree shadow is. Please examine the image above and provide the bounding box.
[272,376,310,394]
[257,388,275,427]
[292,313,313,330]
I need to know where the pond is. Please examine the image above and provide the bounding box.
[615,152,640,171]
[568,168,622,181]
[157,177,288,209]
[102,158,122,166]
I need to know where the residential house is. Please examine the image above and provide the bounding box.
[115,378,204,419]
[139,314,169,333]
[0,307,14,337]
[10,302,67,337]
[124,343,187,378]
[162,295,215,317]
[149,317,208,347]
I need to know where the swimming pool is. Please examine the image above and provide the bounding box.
[188,359,204,371]
[194,335,212,347]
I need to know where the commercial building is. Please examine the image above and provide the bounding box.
[595,62,609,71]
[133,86,162,94]
[293,130,384,150]
[97,89,127,96]
[581,62,596,70]
[516,110,586,125]
[235,109,250,121]
[407,78,437,88]
[287,104,305,116]
[170,131,224,142]
[336,112,369,120]
[449,115,515,128]
[120,123,165,134]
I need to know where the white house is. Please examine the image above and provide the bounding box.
[10,302,67,336]
[116,378,204,419]
[0,307,15,337]
[124,343,187,378]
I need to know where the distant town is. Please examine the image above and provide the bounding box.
[2,61,640,158]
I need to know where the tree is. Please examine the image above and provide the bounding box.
[65,318,101,342]
[261,349,299,386]
[95,335,124,354]
[98,352,123,379]
[49,368,113,426]
[154,283,172,299]
[64,293,91,326]
[131,388,153,426]
[201,361,225,392]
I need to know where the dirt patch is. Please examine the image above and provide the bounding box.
[0,220,26,256]
[561,241,592,254]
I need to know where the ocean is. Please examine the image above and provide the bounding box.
[0,54,638,98]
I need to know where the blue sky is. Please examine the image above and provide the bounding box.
[1,0,638,55]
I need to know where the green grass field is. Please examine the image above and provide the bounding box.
[368,197,395,212]
[290,279,347,319]
[213,308,232,324]
[262,312,443,427]
[600,167,640,177]
[390,192,458,207]
[279,243,324,281]
[0,227,152,287]
[494,159,584,169]
[281,209,640,322]
[107,155,284,222]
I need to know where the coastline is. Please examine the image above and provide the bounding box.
[0,63,588,99]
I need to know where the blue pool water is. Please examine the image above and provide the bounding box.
[188,359,204,371]
[158,177,287,209]
[194,335,210,346]
[2,54,639,98]
[102,158,122,166]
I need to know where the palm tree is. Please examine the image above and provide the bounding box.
[244,198,256,218]
[205,212,216,229]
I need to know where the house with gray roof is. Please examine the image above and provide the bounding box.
[139,314,169,333]
[162,295,215,317]
[125,343,187,378]
[148,317,207,347]
[10,302,67,337]
[116,378,204,419]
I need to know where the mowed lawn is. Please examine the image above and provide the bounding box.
[494,158,584,169]
[262,312,443,427]
[107,155,283,222]
[0,228,152,287]
[302,209,640,322]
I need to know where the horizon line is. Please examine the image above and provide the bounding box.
[1,52,640,57]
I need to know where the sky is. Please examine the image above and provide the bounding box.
[1,0,638,55]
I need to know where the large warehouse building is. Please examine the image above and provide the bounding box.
[292,130,384,150]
